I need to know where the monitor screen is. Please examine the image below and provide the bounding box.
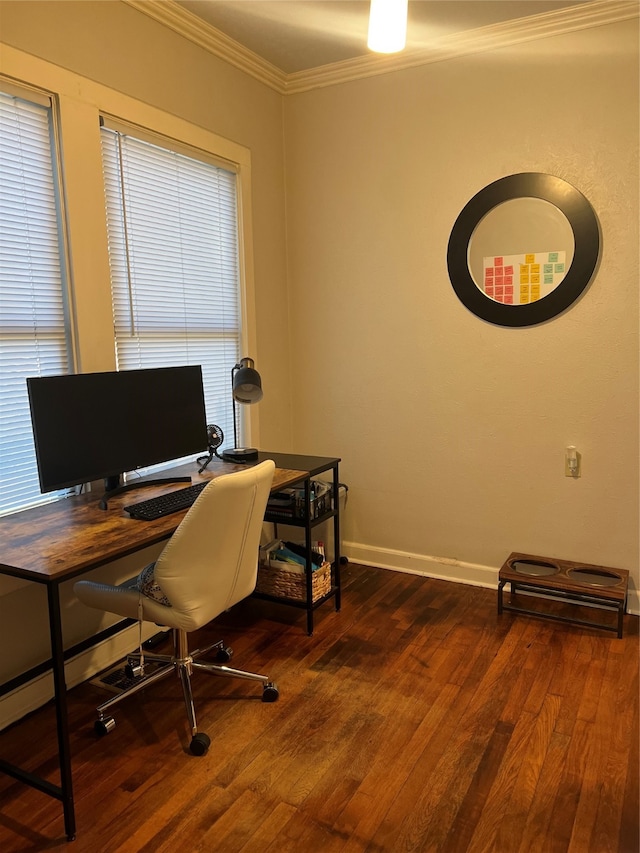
[27,366,208,493]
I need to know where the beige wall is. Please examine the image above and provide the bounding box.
[284,19,639,601]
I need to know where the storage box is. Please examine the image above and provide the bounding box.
[269,484,348,566]
[256,540,332,602]
[266,479,330,521]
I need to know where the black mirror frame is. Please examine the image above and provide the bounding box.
[447,173,600,327]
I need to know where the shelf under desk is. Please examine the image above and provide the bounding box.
[256,451,343,635]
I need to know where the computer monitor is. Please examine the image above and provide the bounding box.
[27,366,208,499]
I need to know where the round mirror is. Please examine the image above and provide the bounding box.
[447,174,600,326]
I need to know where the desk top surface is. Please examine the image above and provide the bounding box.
[257,451,340,477]
[0,456,322,584]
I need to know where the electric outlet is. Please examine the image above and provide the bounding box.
[565,446,581,478]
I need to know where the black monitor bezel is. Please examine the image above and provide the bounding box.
[27,365,208,494]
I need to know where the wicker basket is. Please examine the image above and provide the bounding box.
[256,559,332,602]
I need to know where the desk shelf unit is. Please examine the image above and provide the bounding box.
[255,452,342,635]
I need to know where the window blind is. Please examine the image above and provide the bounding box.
[100,123,241,458]
[0,89,71,515]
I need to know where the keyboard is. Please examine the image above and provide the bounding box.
[124,481,208,520]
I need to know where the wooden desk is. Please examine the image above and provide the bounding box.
[0,457,312,841]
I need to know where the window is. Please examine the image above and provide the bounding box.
[100,121,242,459]
[0,87,71,515]
[0,91,249,516]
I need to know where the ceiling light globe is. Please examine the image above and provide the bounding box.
[367,0,408,54]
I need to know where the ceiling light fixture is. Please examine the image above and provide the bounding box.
[367,0,408,54]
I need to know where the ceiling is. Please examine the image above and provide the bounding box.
[175,0,592,75]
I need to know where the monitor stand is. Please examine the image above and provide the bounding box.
[98,474,192,510]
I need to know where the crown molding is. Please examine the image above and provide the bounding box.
[123,0,288,93]
[124,0,639,96]
[286,0,640,93]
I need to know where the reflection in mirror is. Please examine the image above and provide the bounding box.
[468,198,575,306]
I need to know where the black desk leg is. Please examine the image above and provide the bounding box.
[332,464,341,612]
[304,479,314,636]
[48,583,76,841]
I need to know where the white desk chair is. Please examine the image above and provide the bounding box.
[74,459,277,756]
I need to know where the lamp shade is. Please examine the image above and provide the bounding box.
[232,361,263,404]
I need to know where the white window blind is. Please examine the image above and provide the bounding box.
[0,88,71,515]
[100,122,241,455]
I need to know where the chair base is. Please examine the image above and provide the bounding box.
[93,632,278,755]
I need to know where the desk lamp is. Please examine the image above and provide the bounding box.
[222,357,263,462]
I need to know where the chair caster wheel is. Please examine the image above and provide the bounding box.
[95,717,115,736]
[262,682,279,702]
[190,732,211,756]
[215,646,233,663]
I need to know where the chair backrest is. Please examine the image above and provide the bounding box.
[153,460,275,632]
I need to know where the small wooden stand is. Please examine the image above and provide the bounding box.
[498,552,629,638]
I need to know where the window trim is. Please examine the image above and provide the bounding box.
[100,113,240,175]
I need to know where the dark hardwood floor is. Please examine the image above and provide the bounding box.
[0,563,638,852]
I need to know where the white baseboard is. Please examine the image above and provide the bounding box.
[344,541,640,616]
[0,622,158,731]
